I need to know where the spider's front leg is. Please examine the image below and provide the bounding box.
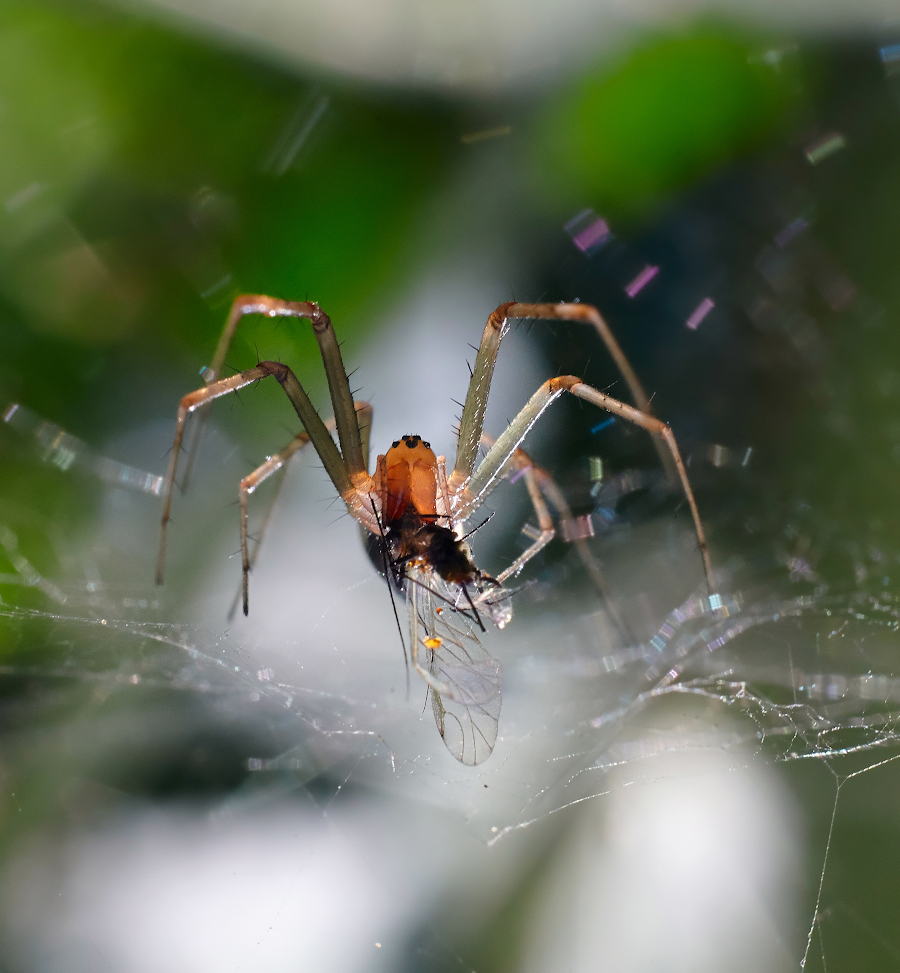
[448,301,711,589]
[449,301,675,503]
[156,361,372,586]
[466,377,714,591]
[181,294,368,492]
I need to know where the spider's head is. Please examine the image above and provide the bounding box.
[390,435,430,451]
[380,435,438,523]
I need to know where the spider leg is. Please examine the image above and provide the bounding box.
[461,377,714,591]
[180,294,367,493]
[476,434,573,584]
[482,442,556,586]
[528,464,612,599]
[480,434,634,640]
[233,401,373,618]
[157,361,359,585]
[450,302,672,494]
[235,430,311,618]
[355,401,373,474]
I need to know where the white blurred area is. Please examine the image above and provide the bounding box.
[119,0,899,91]
[2,792,524,973]
[1,726,801,972]
[521,744,801,973]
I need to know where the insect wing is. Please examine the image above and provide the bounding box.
[407,566,502,765]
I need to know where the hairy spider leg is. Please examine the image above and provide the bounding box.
[480,433,633,640]
[457,375,714,591]
[478,433,579,583]
[234,402,373,617]
[231,429,311,620]
[528,465,618,613]
[450,302,675,495]
[157,361,377,586]
[475,436,556,585]
[180,295,368,493]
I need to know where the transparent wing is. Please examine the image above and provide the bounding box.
[406,565,502,765]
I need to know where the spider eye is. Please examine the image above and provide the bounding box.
[391,440,400,449]
[423,441,430,448]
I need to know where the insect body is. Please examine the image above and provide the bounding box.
[157,296,713,765]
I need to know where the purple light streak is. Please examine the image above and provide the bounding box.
[572,218,610,253]
[625,264,659,298]
[686,297,714,331]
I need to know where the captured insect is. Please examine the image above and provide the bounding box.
[156,296,713,764]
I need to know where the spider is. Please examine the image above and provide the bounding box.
[156,295,713,764]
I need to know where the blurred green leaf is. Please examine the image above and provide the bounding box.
[534,27,799,222]
[0,0,453,436]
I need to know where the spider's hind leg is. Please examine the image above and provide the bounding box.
[478,435,633,640]
[235,401,373,617]
[234,430,311,619]
[482,440,556,586]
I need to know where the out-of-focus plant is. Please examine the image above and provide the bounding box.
[532,28,800,223]
[0,0,453,435]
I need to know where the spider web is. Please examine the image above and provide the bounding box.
[0,445,898,973]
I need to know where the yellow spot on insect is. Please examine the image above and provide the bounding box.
[424,636,442,649]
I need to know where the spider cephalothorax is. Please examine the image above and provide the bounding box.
[375,434,442,525]
[157,294,714,764]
